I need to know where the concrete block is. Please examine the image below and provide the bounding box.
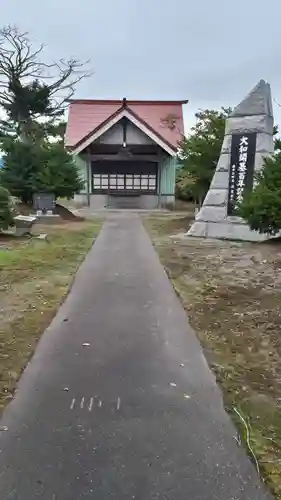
[206,222,267,242]
[90,194,107,209]
[220,134,232,154]
[225,115,273,135]
[160,195,175,205]
[187,221,208,238]
[74,194,88,207]
[227,215,245,225]
[210,170,229,189]
[254,152,267,173]
[217,153,230,172]
[140,195,159,209]
[203,189,228,206]
[75,193,109,209]
[256,132,274,154]
[35,214,61,225]
[196,206,226,222]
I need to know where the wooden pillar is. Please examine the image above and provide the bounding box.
[86,148,91,207]
[157,155,163,208]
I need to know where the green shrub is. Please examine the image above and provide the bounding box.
[175,170,194,201]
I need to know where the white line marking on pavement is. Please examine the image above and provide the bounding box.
[89,397,94,411]
[70,398,76,410]
[117,397,121,410]
[80,397,85,409]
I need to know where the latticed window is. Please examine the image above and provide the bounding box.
[92,173,156,192]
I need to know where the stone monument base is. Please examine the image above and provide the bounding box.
[188,217,267,242]
[33,214,62,225]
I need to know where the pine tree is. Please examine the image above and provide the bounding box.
[0,186,14,230]
[0,140,83,204]
[0,25,89,204]
[36,142,84,200]
[0,25,90,144]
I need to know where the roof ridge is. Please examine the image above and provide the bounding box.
[68,99,188,105]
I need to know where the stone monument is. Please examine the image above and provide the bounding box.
[33,193,55,215]
[187,79,274,241]
[32,193,60,223]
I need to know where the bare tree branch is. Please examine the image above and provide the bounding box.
[0,24,91,127]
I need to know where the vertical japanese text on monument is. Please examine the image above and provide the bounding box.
[227,133,256,215]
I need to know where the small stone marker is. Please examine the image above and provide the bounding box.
[36,233,48,241]
[14,214,37,236]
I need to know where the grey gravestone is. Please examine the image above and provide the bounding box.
[187,79,274,241]
[33,193,55,214]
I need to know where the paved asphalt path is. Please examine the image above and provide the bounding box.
[0,213,272,499]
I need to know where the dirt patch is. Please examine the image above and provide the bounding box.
[55,203,84,221]
[0,219,103,413]
[33,221,89,233]
[144,215,281,499]
[144,213,193,238]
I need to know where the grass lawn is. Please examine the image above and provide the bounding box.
[144,213,281,499]
[0,219,102,413]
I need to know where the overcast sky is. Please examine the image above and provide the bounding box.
[2,0,281,133]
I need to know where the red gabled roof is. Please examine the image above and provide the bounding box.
[65,99,187,151]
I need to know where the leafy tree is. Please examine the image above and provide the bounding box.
[177,108,231,206]
[0,186,14,230]
[239,153,281,236]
